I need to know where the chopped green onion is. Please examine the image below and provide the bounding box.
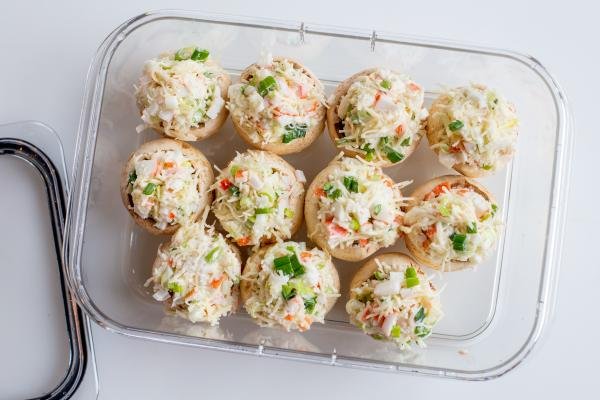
[229,185,240,196]
[274,256,294,276]
[405,267,417,278]
[384,146,404,163]
[343,176,359,193]
[274,255,291,268]
[373,204,382,215]
[373,270,385,281]
[282,123,308,143]
[414,307,426,323]
[190,48,209,61]
[379,136,389,146]
[414,326,431,338]
[491,204,498,215]
[286,245,295,252]
[290,253,305,277]
[364,149,375,161]
[303,296,317,313]
[281,284,296,301]
[451,233,467,251]
[230,165,240,176]
[438,202,451,217]
[284,208,294,218]
[448,120,464,131]
[143,182,157,195]
[128,170,137,184]
[174,47,195,61]
[255,207,272,214]
[482,164,493,170]
[350,216,360,232]
[258,76,277,97]
[380,79,392,90]
[466,222,477,234]
[168,281,183,293]
[400,137,411,146]
[390,326,402,338]
[324,182,342,200]
[204,246,221,263]
[406,277,420,288]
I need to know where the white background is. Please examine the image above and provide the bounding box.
[1,0,598,398]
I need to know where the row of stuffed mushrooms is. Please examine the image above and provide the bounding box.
[135,47,519,177]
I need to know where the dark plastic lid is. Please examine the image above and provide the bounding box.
[0,121,97,399]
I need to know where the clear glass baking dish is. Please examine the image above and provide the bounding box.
[65,10,571,380]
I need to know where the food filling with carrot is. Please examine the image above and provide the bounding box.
[316,157,407,250]
[335,69,427,164]
[243,242,339,331]
[346,258,442,349]
[227,54,326,145]
[127,148,201,229]
[145,217,241,325]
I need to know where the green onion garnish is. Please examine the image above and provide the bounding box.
[384,146,404,163]
[400,137,411,146]
[482,164,493,170]
[282,123,308,143]
[303,296,317,313]
[350,216,360,232]
[373,204,382,215]
[274,256,294,276]
[204,246,221,263]
[414,326,431,338]
[380,79,392,90]
[230,165,239,176]
[373,270,385,281]
[190,48,209,61]
[343,176,359,193]
[491,204,498,215]
[255,207,272,214]
[448,120,464,131]
[290,253,305,277]
[284,208,294,218]
[168,281,183,293]
[405,267,417,278]
[128,170,137,184]
[143,183,157,195]
[451,233,467,251]
[229,185,240,196]
[174,47,195,61]
[466,222,477,234]
[390,326,401,338]
[258,76,277,97]
[406,277,420,288]
[281,284,296,301]
[414,307,426,323]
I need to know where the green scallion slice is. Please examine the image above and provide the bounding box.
[143,182,156,195]
[258,76,277,97]
[448,120,464,131]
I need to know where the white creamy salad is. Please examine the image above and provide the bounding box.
[211,151,305,246]
[135,47,226,139]
[243,242,339,331]
[429,84,518,171]
[127,148,202,229]
[314,157,405,249]
[146,219,241,325]
[402,181,501,266]
[346,258,442,349]
[227,55,326,145]
[335,69,427,163]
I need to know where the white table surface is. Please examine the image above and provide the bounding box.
[1,0,597,398]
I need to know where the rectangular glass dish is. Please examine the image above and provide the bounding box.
[65,10,571,380]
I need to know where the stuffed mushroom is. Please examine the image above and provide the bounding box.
[426,83,518,177]
[135,47,231,141]
[121,138,213,235]
[402,175,502,270]
[346,252,442,349]
[211,150,305,247]
[146,217,242,325]
[227,55,326,154]
[327,68,428,167]
[241,241,340,331]
[305,156,406,261]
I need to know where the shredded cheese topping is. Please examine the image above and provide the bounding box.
[346,258,442,349]
[227,54,326,145]
[146,219,241,325]
[402,181,501,266]
[335,69,428,164]
[135,47,227,139]
[243,241,339,331]
[428,83,518,172]
[313,157,406,249]
[127,148,203,230]
[211,151,305,246]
